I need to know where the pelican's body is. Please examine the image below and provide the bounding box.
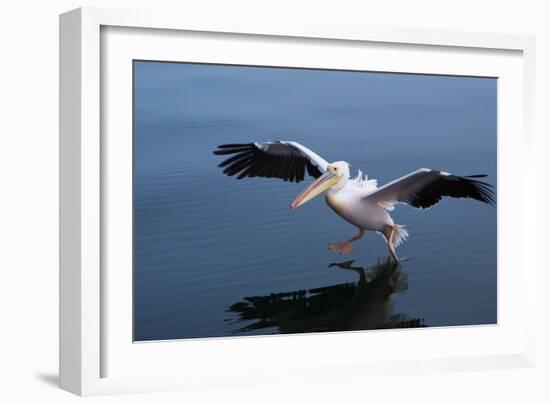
[325,179,393,231]
[214,141,495,260]
[318,162,407,257]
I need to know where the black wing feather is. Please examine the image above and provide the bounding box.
[409,174,495,208]
[306,160,322,178]
[213,142,324,183]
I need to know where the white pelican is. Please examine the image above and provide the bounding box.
[213,141,495,261]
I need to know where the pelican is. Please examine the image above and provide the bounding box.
[213,141,495,261]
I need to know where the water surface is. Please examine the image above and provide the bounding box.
[133,61,497,341]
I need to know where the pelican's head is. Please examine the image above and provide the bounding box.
[290,161,350,210]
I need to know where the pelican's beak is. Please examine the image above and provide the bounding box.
[290,172,340,210]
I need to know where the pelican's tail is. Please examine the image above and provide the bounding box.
[393,225,409,248]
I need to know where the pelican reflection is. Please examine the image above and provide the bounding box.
[226,258,426,334]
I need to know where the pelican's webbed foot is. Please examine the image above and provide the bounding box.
[328,228,365,256]
[328,242,354,255]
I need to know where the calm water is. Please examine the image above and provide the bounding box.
[133,61,497,341]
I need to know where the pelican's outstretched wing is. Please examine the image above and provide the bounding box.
[364,168,495,209]
[213,141,329,183]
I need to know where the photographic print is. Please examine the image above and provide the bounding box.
[133,61,496,342]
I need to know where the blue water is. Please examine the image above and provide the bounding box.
[133,61,497,341]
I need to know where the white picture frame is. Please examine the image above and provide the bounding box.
[59,6,537,396]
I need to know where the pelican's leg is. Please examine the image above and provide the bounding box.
[328,228,365,255]
[387,225,400,262]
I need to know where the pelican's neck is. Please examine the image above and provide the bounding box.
[330,174,349,192]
